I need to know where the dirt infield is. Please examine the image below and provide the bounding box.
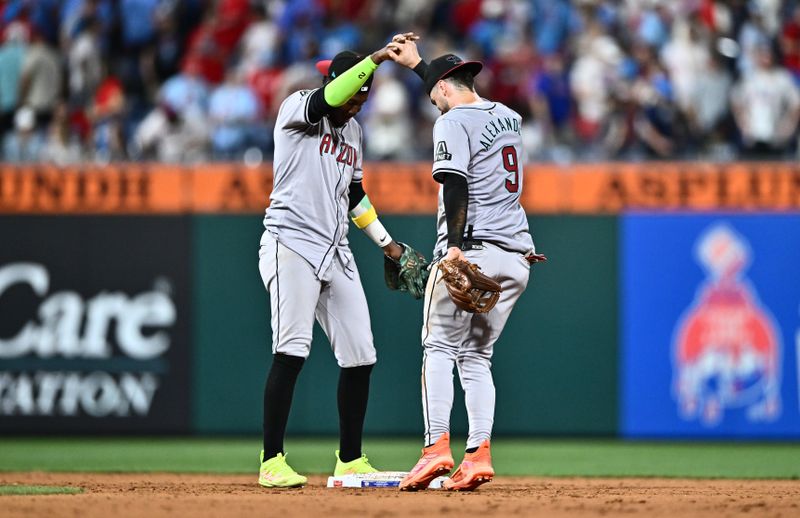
[1,472,798,518]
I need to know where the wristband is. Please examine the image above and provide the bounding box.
[362,218,393,248]
[350,195,392,247]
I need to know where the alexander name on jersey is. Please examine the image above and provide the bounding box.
[479,114,521,152]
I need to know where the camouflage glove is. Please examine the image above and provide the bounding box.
[384,242,429,299]
[437,258,503,313]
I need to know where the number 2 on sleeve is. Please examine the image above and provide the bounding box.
[502,146,519,193]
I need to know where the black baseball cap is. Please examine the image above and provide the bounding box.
[424,53,483,95]
[315,50,374,93]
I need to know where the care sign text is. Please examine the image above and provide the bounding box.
[0,263,173,417]
[0,216,191,433]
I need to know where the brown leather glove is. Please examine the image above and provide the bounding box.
[437,259,503,313]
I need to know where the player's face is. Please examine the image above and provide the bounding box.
[430,81,450,114]
[330,91,369,127]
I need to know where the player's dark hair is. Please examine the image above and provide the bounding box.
[444,69,476,91]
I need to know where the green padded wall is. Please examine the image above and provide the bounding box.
[192,215,618,435]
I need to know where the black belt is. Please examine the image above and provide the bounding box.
[456,226,546,263]
[461,238,547,264]
[461,238,514,254]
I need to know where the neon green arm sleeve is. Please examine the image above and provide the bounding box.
[323,56,379,107]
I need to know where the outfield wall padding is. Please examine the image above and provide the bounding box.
[190,215,618,435]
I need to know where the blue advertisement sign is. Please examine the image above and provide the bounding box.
[621,214,800,437]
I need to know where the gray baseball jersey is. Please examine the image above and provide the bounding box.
[264,89,363,279]
[430,100,533,257]
[259,88,375,367]
[418,99,537,451]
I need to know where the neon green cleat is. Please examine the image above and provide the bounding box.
[334,450,379,476]
[258,451,307,488]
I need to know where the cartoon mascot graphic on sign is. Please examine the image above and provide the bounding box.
[673,223,781,427]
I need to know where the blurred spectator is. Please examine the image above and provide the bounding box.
[90,73,127,161]
[40,102,84,165]
[278,0,324,64]
[18,30,61,131]
[248,66,284,120]
[570,20,622,145]
[160,59,210,119]
[207,67,262,159]
[238,3,280,75]
[213,0,252,55]
[2,0,60,45]
[526,53,572,155]
[606,43,677,159]
[531,0,573,56]
[661,19,710,114]
[3,106,43,161]
[363,71,413,160]
[141,3,187,95]
[685,51,734,156]
[115,0,165,110]
[467,0,508,59]
[631,48,679,159]
[319,11,361,58]
[0,22,27,140]
[60,0,114,50]
[484,38,535,116]
[67,16,103,106]
[731,46,800,158]
[133,100,209,162]
[183,10,227,85]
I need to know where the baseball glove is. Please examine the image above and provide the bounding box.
[384,242,429,299]
[437,259,503,313]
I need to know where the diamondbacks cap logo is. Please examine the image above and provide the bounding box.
[446,56,462,64]
[672,224,781,426]
[434,141,452,162]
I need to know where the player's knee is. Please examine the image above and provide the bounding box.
[457,349,492,364]
[424,341,459,359]
[273,337,312,359]
[336,344,376,368]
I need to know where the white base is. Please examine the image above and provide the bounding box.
[327,471,446,489]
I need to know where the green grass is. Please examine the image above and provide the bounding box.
[0,437,798,479]
[0,485,82,496]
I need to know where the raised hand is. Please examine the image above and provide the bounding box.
[371,32,420,65]
[387,35,423,69]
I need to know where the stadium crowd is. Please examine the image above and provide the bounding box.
[1,0,799,164]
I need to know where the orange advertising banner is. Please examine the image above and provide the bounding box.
[1,162,800,214]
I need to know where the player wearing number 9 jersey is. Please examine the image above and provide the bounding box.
[428,72,533,259]
[389,48,544,491]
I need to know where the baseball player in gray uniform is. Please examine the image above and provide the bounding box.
[391,45,544,491]
[257,34,426,488]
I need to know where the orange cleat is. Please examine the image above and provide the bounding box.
[399,432,454,491]
[443,439,494,491]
